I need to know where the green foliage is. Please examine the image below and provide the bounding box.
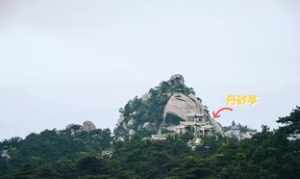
[277,106,300,135]
[1,107,300,179]
[0,128,113,177]
[166,156,216,179]
[165,114,183,125]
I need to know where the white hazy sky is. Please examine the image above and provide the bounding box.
[0,0,299,140]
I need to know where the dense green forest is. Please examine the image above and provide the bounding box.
[0,107,299,179]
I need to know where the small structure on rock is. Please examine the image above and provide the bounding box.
[223,121,256,140]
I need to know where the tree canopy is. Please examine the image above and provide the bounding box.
[1,107,300,179]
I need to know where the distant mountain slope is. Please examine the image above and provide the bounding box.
[0,121,112,174]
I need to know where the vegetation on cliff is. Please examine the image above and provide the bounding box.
[114,75,195,139]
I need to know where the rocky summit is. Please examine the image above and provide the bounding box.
[114,74,224,144]
[65,120,97,135]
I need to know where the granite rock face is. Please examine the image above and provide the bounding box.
[155,93,224,142]
[163,93,203,122]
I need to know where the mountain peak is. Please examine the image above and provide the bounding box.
[114,75,223,143]
[168,74,185,86]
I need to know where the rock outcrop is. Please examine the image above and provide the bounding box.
[114,74,223,143]
[163,93,203,122]
[65,121,97,135]
[81,121,97,132]
[167,74,185,86]
[154,93,224,143]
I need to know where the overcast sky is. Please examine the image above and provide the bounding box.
[0,0,299,140]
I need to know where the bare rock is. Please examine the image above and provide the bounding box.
[163,93,203,121]
[159,93,224,140]
[168,74,185,86]
[81,121,97,132]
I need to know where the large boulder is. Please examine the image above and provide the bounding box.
[159,93,223,138]
[81,121,97,132]
[163,93,203,121]
[168,74,185,86]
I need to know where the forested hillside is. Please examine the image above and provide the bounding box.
[0,107,300,179]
